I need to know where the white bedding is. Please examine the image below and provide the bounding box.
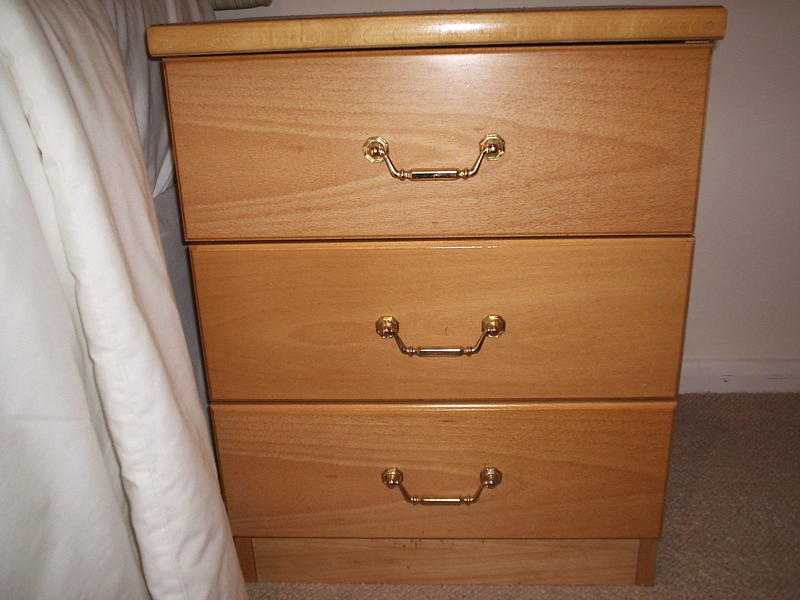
[0,1,245,598]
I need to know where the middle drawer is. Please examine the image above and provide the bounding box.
[191,237,692,401]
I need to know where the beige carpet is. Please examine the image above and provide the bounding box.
[247,393,800,599]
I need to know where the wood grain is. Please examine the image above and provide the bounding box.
[191,238,693,401]
[165,45,711,240]
[212,400,675,539]
[233,537,257,582]
[250,538,641,584]
[148,8,726,57]
[636,538,660,586]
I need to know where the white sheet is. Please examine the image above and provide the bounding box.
[104,0,214,404]
[0,1,245,598]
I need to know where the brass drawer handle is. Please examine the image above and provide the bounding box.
[382,467,502,506]
[375,315,505,357]
[363,134,505,181]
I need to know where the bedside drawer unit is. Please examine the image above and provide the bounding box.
[149,6,725,586]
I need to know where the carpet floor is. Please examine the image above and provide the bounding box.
[247,393,800,599]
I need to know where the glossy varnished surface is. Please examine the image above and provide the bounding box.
[153,7,724,584]
[165,45,711,240]
[191,238,693,401]
[251,538,642,584]
[147,8,726,57]
[212,401,675,538]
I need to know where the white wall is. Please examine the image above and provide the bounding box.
[212,1,800,392]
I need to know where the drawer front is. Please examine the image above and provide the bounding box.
[213,401,675,538]
[165,44,711,240]
[249,538,642,584]
[191,238,692,401]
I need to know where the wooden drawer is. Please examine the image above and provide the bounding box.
[165,44,711,241]
[213,401,675,538]
[191,237,692,401]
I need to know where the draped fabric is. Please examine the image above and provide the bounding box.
[102,0,213,402]
[0,1,245,598]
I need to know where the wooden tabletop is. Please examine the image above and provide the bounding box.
[147,7,727,58]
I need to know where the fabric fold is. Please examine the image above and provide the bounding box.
[0,1,245,598]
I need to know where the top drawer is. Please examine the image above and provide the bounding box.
[164,44,711,241]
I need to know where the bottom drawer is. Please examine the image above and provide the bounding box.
[213,401,674,539]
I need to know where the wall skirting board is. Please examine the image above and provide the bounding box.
[680,359,800,393]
